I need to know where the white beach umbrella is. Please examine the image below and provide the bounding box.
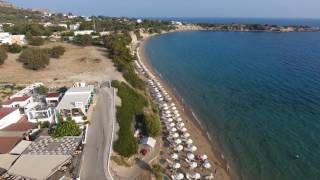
[158,98,164,101]
[173,173,184,180]
[175,139,182,144]
[175,145,183,151]
[165,110,171,114]
[166,114,172,118]
[175,113,181,117]
[167,97,173,101]
[183,133,190,138]
[163,106,169,110]
[157,94,162,98]
[176,117,182,122]
[189,145,197,152]
[171,153,179,160]
[201,154,208,160]
[173,163,181,169]
[189,161,197,169]
[170,103,175,106]
[186,139,193,145]
[172,132,179,138]
[172,106,177,110]
[162,103,168,107]
[192,173,201,179]
[203,162,212,169]
[178,122,185,127]
[180,127,187,132]
[169,123,175,127]
[187,153,195,160]
[205,174,214,180]
[173,110,179,114]
[171,127,177,132]
[166,118,173,122]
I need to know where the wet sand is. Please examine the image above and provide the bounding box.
[136,34,234,180]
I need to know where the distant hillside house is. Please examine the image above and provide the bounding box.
[74,30,94,36]
[69,23,80,31]
[55,86,94,123]
[0,108,21,129]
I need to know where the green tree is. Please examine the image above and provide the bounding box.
[48,46,66,58]
[144,113,161,137]
[79,21,93,30]
[51,118,81,138]
[36,85,48,95]
[0,47,8,65]
[18,48,49,70]
[73,35,92,46]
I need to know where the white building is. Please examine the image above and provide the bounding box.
[74,30,94,36]
[0,108,21,129]
[55,86,94,123]
[0,32,27,45]
[69,23,80,31]
[2,96,32,108]
[25,102,55,124]
[10,83,43,99]
[58,23,68,29]
[137,19,143,24]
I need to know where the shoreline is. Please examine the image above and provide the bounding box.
[135,33,237,180]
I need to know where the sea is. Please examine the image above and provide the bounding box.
[143,19,320,180]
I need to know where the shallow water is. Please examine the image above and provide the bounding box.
[144,31,320,180]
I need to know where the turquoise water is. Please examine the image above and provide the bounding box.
[144,31,320,180]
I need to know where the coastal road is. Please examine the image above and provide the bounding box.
[80,87,115,180]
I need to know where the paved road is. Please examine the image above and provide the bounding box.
[80,87,115,180]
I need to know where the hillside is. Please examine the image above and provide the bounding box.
[0,0,42,23]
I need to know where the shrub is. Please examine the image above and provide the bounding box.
[40,121,50,128]
[48,46,65,58]
[0,47,8,65]
[29,36,45,46]
[57,86,68,94]
[112,81,148,157]
[51,118,81,138]
[73,35,92,46]
[18,48,49,70]
[151,164,164,180]
[1,43,23,53]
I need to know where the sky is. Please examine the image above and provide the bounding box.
[7,0,320,19]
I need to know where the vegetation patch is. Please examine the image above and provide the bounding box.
[111,155,130,167]
[103,32,145,90]
[112,80,148,157]
[151,164,164,180]
[51,118,81,138]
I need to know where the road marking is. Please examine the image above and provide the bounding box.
[106,88,115,180]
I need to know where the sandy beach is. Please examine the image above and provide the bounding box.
[136,33,234,180]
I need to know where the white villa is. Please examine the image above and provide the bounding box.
[25,102,55,124]
[55,86,94,123]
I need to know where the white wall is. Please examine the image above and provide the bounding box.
[0,109,21,129]
[2,97,32,108]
